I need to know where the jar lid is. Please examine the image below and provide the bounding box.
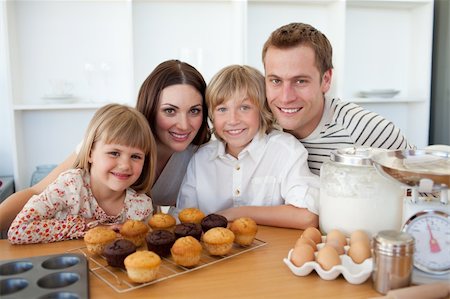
[374,230,415,256]
[330,147,374,166]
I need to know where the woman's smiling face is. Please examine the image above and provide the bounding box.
[155,84,204,153]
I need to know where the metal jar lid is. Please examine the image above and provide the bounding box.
[330,147,374,166]
[374,230,415,256]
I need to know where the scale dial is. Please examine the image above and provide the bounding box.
[403,210,450,274]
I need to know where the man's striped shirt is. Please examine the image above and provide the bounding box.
[299,98,413,175]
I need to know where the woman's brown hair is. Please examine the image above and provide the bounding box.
[136,60,211,146]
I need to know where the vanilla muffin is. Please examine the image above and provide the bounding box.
[84,226,117,255]
[124,250,161,283]
[202,227,235,255]
[148,213,176,232]
[171,236,203,267]
[120,220,149,247]
[178,208,205,224]
[229,217,258,246]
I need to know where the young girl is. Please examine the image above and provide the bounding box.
[173,65,320,229]
[0,60,210,232]
[8,104,157,244]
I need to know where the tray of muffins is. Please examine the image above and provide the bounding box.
[68,209,266,293]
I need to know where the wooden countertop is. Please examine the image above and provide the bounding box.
[0,226,380,298]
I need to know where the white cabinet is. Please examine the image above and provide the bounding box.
[3,0,434,190]
[4,1,134,190]
[343,0,433,149]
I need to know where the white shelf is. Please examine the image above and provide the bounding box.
[351,97,427,104]
[13,102,108,111]
[3,0,434,190]
[347,0,432,9]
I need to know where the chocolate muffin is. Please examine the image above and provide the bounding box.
[102,239,137,269]
[174,223,202,241]
[145,230,176,257]
[201,214,228,232]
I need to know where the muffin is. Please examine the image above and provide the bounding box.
[145,230,176,257]
[178,208,205,224]
[124,250,161,283]
[102,239,137,269]
[120,220,149,247]
[174,223,203,241]
[202,227,235,256]
[84,226,117,255]
[148,213,176,232]
[171,236,203,267]
[200,214,228,232]
[229,217,258,246]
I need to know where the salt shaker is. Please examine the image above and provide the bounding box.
[372,230,415,294]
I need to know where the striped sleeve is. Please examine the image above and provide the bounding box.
[336,102,413,150]
[300,98,413,175]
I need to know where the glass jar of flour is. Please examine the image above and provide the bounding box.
[319,147,404,237]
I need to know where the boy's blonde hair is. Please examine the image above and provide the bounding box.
[74,104,156,194]
[206,65,274,140]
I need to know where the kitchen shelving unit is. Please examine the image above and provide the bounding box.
[2,0,434,190]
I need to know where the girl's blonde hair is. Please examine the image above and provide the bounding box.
[206,65,274,140]
[74,104,157,194]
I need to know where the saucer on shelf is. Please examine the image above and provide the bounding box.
[42,94,77,104]
[358,89,400,98]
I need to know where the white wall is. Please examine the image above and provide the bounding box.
[1,1,442,182]
[0,2,14,176]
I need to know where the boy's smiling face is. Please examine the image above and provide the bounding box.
[212,90,261,158]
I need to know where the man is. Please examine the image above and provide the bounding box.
[262,23,413,174]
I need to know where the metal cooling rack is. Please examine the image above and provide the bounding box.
[67,238,266,293]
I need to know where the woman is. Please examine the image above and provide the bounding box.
[0,60,210,231]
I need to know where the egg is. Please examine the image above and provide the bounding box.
[326,229,347,247]
[294,236,317,251]
[350,230,370,246]
[325,239,345,255]
[291,244,315,267]
[301,227,322,244]
[348,240,372,264]
[316,245,341,270]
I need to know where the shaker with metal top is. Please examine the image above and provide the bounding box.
[372,230,415,294]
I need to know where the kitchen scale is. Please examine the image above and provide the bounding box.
[371,148,450,284]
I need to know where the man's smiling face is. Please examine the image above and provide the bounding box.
[264,45,331,139]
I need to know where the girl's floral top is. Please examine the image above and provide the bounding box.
[8,168,152,244]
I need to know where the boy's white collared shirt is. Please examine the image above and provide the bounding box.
[174,130,320,217]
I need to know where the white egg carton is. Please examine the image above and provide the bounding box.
[283,240,373,284]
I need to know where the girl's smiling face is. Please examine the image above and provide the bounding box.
[88,139,145,194]
[213,90,261,158]
[155,84,204,153]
